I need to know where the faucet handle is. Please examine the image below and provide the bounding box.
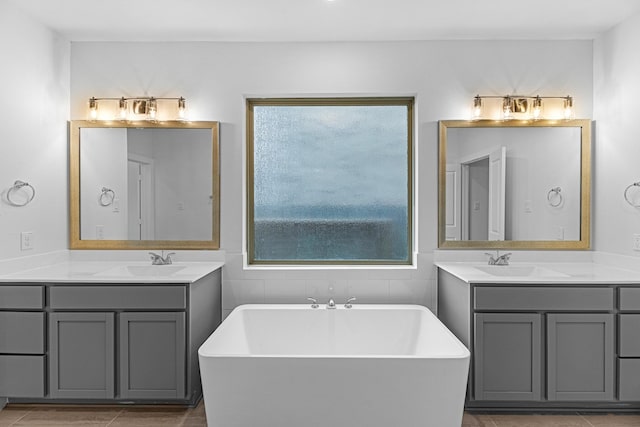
[484,252,497,265]
[165,252,176,264]
[499,252,512,264]
[345,297,357,308]
[306,297,319,309]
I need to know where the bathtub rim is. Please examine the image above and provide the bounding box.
[198,303,470,360]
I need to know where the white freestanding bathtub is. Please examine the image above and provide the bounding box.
[198,304,470,427]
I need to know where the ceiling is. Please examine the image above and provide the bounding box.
[8,0,640,42]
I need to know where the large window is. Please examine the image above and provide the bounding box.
[246,97,413,265]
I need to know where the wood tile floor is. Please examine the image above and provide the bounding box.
[2,403,640,426]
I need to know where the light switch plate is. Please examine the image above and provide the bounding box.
[633,234,640,251]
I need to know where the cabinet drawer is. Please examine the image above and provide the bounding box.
[49,285,186,309]
[0,285,44,309]
[619,315,640,357]
[0,312,45,354]
[619,359,640,401]
[0,355,45,397]
[474,287,613,311]
[619,288,640,311]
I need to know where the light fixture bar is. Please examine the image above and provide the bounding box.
[470,94,575,121]
[87,96,187,121]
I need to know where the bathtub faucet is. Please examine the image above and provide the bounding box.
[326,299,336,309]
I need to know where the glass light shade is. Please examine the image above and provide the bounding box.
[178,97,187,120]
[563,96,574,120]
[89,97,98,120]
[148,98,157,120]
[532,96,543,120]
[502,97,513,120]
[118,97,128,120]
[472,96,482,120]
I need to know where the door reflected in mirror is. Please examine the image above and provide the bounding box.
[69,121,220,250]
[438,120,591,250]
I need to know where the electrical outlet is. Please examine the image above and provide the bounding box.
[96,225,105,240]
[20,231,34,251]
[633,234,640,251]
[524,200,533,213]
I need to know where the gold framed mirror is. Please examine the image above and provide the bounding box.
[438,119,591,249]
[69,120,220,250]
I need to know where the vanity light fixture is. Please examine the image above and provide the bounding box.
[86,96,187,121]
[470,94,576,121]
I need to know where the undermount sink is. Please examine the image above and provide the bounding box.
[474,265,568,278]
[97,265,186,277]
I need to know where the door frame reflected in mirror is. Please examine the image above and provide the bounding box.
[438,119,591,250]
[69,120,220,250]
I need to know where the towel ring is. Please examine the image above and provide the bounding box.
[547,187,563,207]
[7,180,35,207]
[624,182,640,207]
[99,187,115,206]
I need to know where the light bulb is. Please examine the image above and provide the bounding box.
[148,97,157,120]
[472,95,482,120]
[119,97,128,120]
[563,96,574,120]
[502,96,513,120]
[532,96,542,120]
[89,97,98,120]
[178,97,186,120]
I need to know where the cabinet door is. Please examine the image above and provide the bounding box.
[119,312,186,399]
[49,312,115,399]
[474,313,542,400]
[547,313,614,401]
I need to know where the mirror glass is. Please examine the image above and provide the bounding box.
[438,119,591,249]
[69,120,220,250]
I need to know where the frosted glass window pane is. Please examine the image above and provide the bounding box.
[249,100,412,264]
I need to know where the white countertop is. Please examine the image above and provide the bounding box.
[435,261,640,284]
[0,261,224,284]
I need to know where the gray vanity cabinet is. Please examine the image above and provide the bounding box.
[0,268,221,405]
[438,269,624,409]
[547,313,614,400]
[119,312,186,399]
[0,285,45,398]
[474,313,541,401]
[472,286,614,403]
[48,285,188,400]
[49,312,115,399]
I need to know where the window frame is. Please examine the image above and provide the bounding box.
[246,97,414,266]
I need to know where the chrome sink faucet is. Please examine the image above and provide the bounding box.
[326,298,336,309]
[149,251,175,265]
[485,250,511,266]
